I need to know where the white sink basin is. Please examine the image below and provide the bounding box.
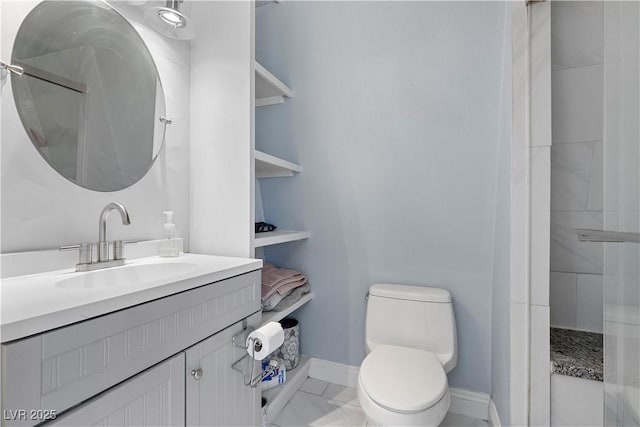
[55,262,198,289]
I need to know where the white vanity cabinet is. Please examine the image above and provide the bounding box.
[1,270,262,427]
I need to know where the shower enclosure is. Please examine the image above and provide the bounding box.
[601,2,640,425]
[513,1,640,424]
[574,1,640,424]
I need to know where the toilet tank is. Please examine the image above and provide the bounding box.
[365,284,457,372]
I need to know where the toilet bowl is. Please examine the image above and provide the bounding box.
[358,284,457,426]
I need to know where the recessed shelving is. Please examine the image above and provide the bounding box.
[254,37,310,425]
[255,61,294,107]
[262,293,313,326]
[254,230,310,248]
[255,150,302,178]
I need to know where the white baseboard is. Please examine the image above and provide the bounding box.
[488,398,502,427]
[309,357,359,388]
[449,388,490,420]
[309,357,494,422]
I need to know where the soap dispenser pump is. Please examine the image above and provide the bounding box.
[159,211,181,257]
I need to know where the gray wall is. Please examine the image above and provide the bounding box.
[490,4,512,420]
[256,1,511,394]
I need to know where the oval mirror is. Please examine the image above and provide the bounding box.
[10,0,166,192]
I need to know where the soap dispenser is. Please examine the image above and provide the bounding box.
[159,211,181,257]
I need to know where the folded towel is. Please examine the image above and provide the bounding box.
[262,287,294,311]
[271,284,311,312]
[261,276,307,299]
[262,284,311,311]
[262,262,303,288]
[261,262,308,299]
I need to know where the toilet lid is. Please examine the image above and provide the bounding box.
[360,345,448,413]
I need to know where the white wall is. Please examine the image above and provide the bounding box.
[510,3,553,423]
[256,1,511,394]
[0,1,190,253]
[550,1,604,333]
[189,1,254,258]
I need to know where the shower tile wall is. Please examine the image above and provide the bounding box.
[550,1,604,333]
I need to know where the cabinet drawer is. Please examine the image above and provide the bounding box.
[2,270,260,425]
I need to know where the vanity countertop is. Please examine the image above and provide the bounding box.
[550,327,603,382]
[0,253,262,343]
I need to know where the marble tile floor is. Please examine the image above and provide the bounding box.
[271,378,490,427]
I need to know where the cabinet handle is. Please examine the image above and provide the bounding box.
[191,368,203,380]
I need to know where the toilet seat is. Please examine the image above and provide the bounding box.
[359,345,448,413]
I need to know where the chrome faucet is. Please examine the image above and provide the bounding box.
[98,202,131,262]
[60,202,134,272]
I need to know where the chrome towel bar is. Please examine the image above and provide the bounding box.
[576,229,640,243]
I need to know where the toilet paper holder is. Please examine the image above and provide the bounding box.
[231,326,280,388]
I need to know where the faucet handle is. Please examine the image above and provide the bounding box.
[113,240,138,260]
[113,241,124,261]
[59,242,93,265]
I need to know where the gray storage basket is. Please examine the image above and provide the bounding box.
[277,318,300,369]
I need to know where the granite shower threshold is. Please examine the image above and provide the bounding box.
[550,327,603,382]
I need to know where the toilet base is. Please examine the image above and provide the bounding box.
[357,376,450,427]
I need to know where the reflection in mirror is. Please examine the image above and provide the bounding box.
[11,0,166,192]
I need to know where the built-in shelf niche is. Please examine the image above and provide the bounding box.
[255,150,302,178]
[255,61,294,107]
[254,230,310,248]
[261,293,313,325]
[263,355,312,424]
[254,28,312,424]
[254,151,307,248]
[256,0,279,8]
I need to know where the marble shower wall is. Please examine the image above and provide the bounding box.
[550,1,604,333]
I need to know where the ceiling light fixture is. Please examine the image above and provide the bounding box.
[144,0,195,40]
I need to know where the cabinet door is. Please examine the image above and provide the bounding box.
[50,353,185,427]
[186,313,261,427]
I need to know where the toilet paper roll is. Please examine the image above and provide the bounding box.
[246,321,285,361]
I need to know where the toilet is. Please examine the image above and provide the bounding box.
[357,284,457,427]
